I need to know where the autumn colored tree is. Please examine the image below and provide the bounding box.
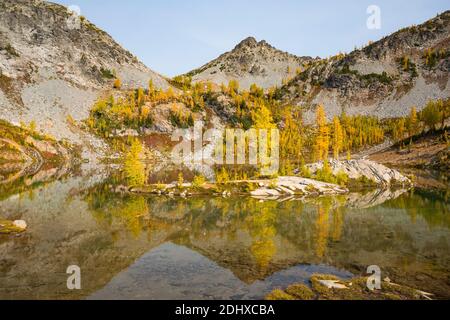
[137,87,145,108]
[216,167,230,184]
[228,80,239,96]
[280,109,303,159]
[113,78,122,89]
[124,139,146,186]
[407,107,419,143]
[249,84,264,98]
[402,56,410,71]
[280,109,304,172]
[332,116,343,160]
[421,100,441,131]
[177,172,184,187]
[339,113,384,153]
[392,118,406,143]
[166,87,175,100]
[148,79,155,92]
[314,105,330,161]
[437,98,450,129]
[250,100,275,129]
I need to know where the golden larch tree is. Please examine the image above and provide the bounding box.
[332,116,343,160]
[314,105,330,161]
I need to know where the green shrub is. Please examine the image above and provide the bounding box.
[4,44,19,57]
[100,68,115,79]
[169,110,194,128]
[300,165,312,178]
[314,161,336,184]
[335,170,349,186]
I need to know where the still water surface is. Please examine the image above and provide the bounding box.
[0,172,449,299]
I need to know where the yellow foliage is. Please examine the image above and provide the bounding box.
[280,109,304,170]
[216,167,230,184]
[314,105,330,161]
[192,175,206,188]
[332,117,343,160]
[113,78,122,89]
[123,139,146,186]
[177,172,184,187]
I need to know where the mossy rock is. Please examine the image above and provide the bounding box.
[265,289,295,301]
[310,274,353,300]
[311,275,382,300]
[285,284,315,300]
[266,274,427,301]
[382,282,419,299]
[383,293,402,300]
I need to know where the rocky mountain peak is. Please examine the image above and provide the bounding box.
[235,36,258,48]
[184,37,312,89]
[233,37,276,52]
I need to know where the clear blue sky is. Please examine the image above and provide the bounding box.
[51,0,449,77]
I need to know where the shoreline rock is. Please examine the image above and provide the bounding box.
[127,175,349,198]
[266,274,434,300]
[120,160,412,199]
[306,159,411,187]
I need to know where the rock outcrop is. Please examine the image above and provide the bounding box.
[306,159,411,186]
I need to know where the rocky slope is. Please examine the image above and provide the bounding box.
[184,37,314,90]
[369,130,449,171]
[0,0,169,153]
[279,11,450,123]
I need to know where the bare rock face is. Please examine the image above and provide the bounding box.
[184,37,314,89]
[0,0,169,157]
[307,159,411,186]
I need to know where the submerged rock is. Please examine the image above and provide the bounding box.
[0,219,27,234]
[13,220,27,230]
[307,159,411,186]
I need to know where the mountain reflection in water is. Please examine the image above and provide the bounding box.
[0,173,449,299]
